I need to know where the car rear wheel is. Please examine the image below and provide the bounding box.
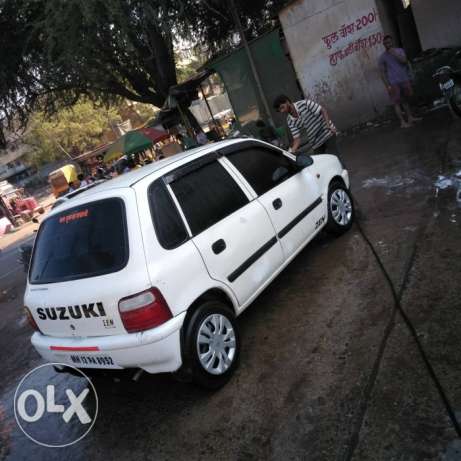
[182,301,240,389]
[325,182,354,235]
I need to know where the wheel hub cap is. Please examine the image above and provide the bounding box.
[330,189,352,226]
[197,314,236,375]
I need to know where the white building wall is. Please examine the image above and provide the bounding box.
[279,0,390,129]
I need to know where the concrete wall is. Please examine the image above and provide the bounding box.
[279,0,391,129]
[411,0,461,50]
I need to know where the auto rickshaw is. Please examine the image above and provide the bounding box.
[48,164,79,197]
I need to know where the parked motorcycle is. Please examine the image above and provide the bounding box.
[433,50,461,118]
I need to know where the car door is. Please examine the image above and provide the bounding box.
[220,143,325,260]
[167,154,284,307]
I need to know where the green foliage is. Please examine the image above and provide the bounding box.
[0,0,289,140]
[175,47,209,83]
[25,101,121,167]
[174,0,289,53]
[129,103,159,124]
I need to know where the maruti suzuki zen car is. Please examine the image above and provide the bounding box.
[24,139,353,388]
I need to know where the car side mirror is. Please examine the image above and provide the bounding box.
[272,166,290,183]
[295,154,314,168]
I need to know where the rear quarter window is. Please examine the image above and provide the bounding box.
[148,180,188,249]
[29,198,128,284]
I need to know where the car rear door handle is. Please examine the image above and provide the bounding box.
[212,239,226,254]
[273,198,283,210]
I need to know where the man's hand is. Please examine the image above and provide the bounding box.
[388,47,407,64]
[291,136,301,153]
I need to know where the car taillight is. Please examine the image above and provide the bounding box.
[118,288,173,333]
[24,306,41,332]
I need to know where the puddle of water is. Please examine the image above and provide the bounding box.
[434,170,461,211]
[435,176,453,189]
[362,175,416,189]
[361,171,431,194]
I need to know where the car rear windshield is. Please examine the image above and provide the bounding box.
[29,198,128,284]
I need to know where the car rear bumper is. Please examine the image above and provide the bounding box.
[31,312,186,374]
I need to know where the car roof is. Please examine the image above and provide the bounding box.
[46,138,250,216]
[80,139,245,194]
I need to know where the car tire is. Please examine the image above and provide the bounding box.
[325,181,354,235]
[182,301,240,390]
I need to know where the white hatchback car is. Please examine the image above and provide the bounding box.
[24,139,353,388]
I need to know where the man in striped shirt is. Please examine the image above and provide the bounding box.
[273,95,338,155]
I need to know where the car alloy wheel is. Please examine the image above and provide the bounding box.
[196,313,237,375]
[330,188,353,226]
[182,301,240,389]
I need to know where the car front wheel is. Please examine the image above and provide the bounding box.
[325,182,354,235]
[182,301,240,389]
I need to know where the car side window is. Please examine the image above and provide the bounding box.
[226,147,298,196]
[148,180,188,249]
[171,160,249,236]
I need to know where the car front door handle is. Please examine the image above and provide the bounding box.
[212,239,226,255]
[273,198,283,210]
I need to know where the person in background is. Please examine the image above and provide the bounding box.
[228,117,237,131]
[256,119,278,146]
[78,173,88,187]
[206,121,221,142]
[196,130,208,145]
[175,133,186,150]
[95,154,110,180]
[273,94,338,155]
[379,34,422,128]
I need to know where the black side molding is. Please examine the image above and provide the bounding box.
[227,236,278,283]
[278,197,322,239]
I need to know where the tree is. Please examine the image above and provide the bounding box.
[0,0,288,143]
[24,101,121,167]
[175,0,288,52]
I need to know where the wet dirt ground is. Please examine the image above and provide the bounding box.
[0,109,460,460]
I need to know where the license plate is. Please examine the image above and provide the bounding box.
[64,354,121,369]
[441,79,455,90]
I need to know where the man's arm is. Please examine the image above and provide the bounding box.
[291,136,301,153]
[380,69,391,90]
[379,58,391,91]
[389,47,407,64]
[287,117,301,152]
[321,107,337,134]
